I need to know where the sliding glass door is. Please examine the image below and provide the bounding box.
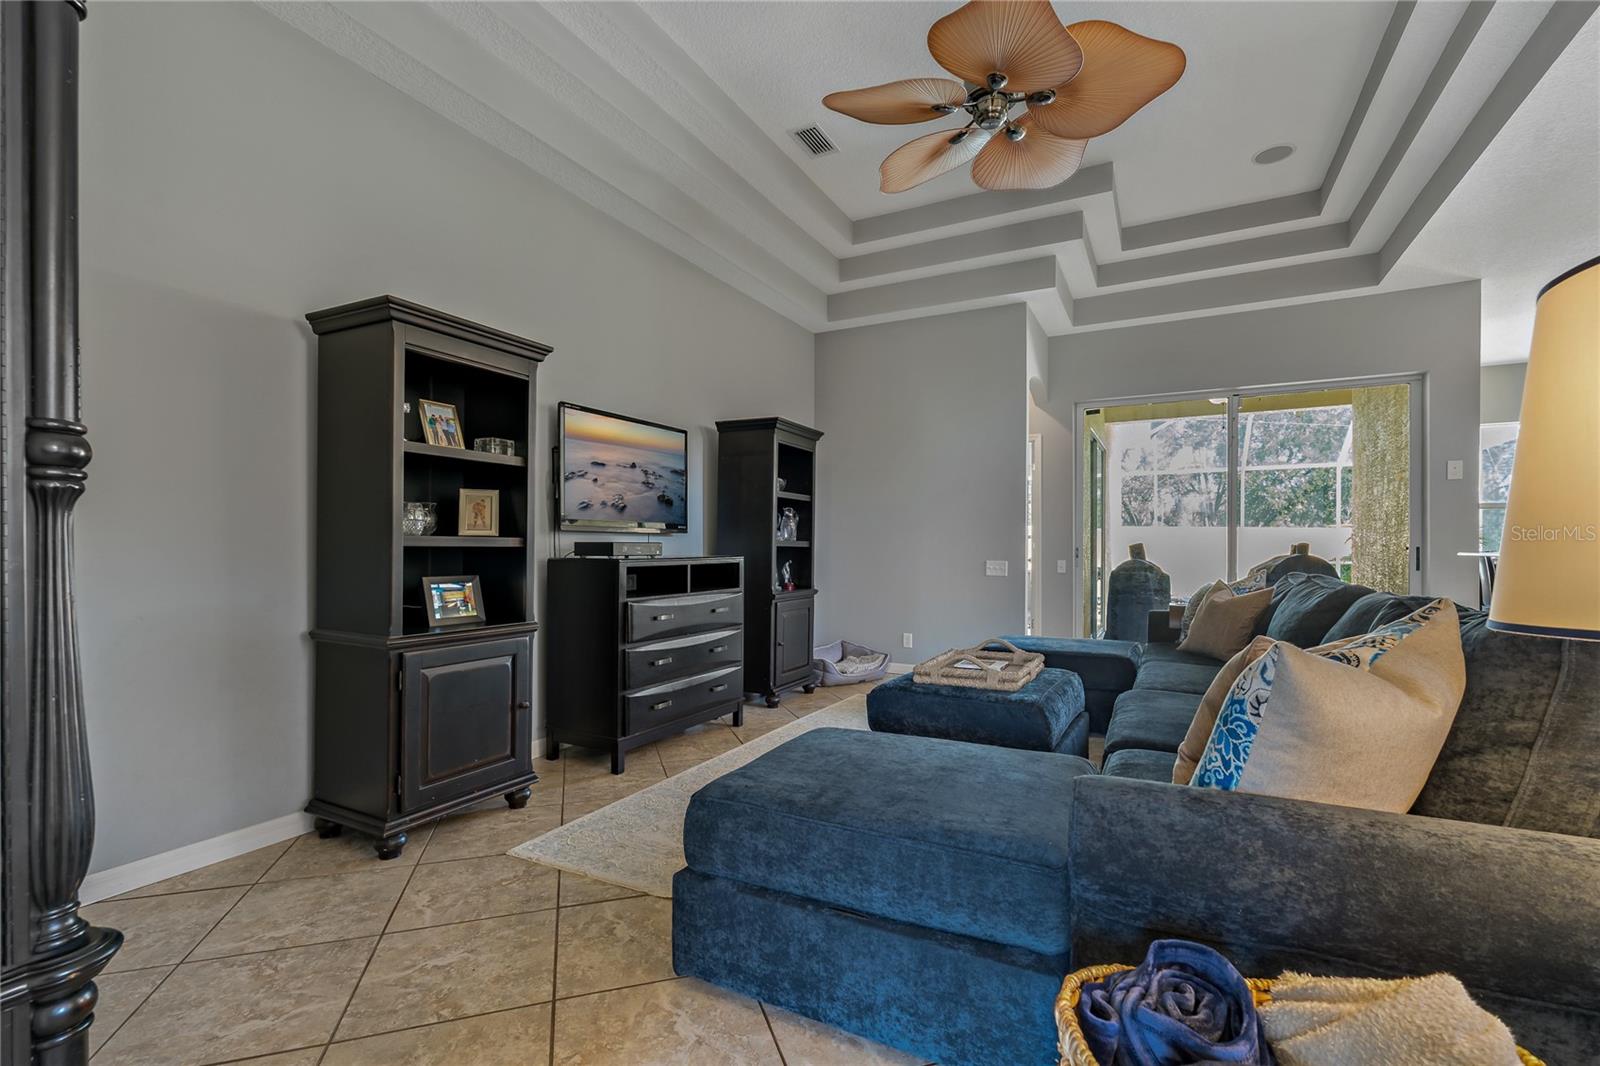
[1081,380,1418,633]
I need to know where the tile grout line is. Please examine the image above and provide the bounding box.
[88,834,303,1058]
[320,996,560,1049]
[758,1002,791,1066]
[548,841,563,1066]
[323,852,426,1050]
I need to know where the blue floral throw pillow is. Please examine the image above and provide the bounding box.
[1191,599,1466,812]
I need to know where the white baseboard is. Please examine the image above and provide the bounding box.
[887,662,914,674]
[81,812,314,904]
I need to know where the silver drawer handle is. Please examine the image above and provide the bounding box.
[709,684,728,694]
[653,612,676,622]
[651,699,674,711]
[709,645,727,654]
[650,656,674,667]
[710,606,730,614]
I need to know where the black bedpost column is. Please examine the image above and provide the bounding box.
[6,2,123,1062]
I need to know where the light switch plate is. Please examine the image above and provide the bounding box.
[1056,559,1068,574]
[985,560,1008,577]
[902,633,914,649]
[1446,459,1464,480]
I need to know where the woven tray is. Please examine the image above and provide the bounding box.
[1055,964,1545,1066]
[912,638,1043,691]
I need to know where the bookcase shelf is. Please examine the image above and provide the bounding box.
[403,536,527,549]
[403,440,527,467]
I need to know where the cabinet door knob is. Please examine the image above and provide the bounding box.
[651,699,674,711]
[650,656,674,668]
[516,700,532,709]
[710,606,730,614]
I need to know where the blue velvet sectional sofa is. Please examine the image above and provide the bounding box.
[673,574,1600,1066]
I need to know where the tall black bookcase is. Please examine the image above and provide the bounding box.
[716,418,822,706]
[305,297,550,859]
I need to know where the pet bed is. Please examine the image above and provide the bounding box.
[812,639,890,686]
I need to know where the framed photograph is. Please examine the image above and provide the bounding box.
[418,398,465,449]
[421,575,485,627]
[458,488,500,536]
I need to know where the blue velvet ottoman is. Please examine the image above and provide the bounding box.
[673,727,1097,1066]
[866,666,1089,757]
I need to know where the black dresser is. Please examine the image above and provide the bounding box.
[546,556,745,773]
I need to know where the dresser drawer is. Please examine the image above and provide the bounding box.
[625,592,742,642]
[624,665,742,735]
[623,628,743,691]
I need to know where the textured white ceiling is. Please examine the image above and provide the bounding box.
[1397,19,1600,364]
[644,1,1393,222]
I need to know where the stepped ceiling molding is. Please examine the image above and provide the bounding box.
[263,1,1600,348]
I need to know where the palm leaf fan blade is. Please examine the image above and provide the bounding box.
[1028,20,1186,139]
[880,127,993,193]
[926,0,1083,93]
[822,78,970,124]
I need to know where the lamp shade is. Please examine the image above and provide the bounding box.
[1487,255,1600,640]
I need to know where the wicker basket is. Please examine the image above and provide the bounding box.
[912,638,1043,691]
[1054,964,1545,1066]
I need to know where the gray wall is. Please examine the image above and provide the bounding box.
[1480,362,1528,423]
[1031,282,1483,636]
[815,305,1029,660]
[77,2,812,872]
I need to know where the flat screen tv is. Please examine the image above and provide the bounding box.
[558,402,689,534]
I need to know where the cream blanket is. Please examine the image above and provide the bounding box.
[1260,972,1521,1066]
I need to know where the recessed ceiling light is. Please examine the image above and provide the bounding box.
[1253,144,1295,165]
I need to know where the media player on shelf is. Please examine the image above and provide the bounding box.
[574,541,663,558]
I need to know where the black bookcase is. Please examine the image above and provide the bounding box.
[716,418,823,706]
[545,556,745,773]
[305,297,550,859]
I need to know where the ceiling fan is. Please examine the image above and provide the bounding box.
[823,1,1185,193]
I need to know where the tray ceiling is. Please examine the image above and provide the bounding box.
[263,0,1600,357]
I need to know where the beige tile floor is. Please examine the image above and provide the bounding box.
[83,682,929,1066]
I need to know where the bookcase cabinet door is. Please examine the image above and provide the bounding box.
[401,637,532,812]
[773,596,815,689]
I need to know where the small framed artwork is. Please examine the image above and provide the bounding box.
[418,398,465,449]
[421,575,485,627]
[458,488,500,536]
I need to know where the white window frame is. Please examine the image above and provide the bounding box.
[1071,374,1425,637]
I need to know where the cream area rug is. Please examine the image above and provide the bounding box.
[509,696,869,897]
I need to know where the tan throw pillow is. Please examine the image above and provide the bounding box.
[1172,630,1377,784]
[1178,584,1271,660]
[1191,599,1467,813]
[1178,580,1227,644]
[1172,635,1276,784]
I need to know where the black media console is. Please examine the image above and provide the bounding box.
[545,556,745,773]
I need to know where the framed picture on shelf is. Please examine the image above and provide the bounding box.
[418,398,465,448]
[459,488,501,536]
[421,575,485,627]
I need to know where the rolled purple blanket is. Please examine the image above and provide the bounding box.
[1077,939,1274,1066]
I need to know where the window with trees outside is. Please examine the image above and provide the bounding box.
[1083,382,1416,631]
[1479,423,1519,552]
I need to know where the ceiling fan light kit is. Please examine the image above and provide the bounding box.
[822,0,1186,193]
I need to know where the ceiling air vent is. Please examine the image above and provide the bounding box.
[792,125,838,156]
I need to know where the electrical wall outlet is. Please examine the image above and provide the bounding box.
[1447,459,1464,480]
[902,633,914,649]
[1056,559,1068,573]
[985,560,1008,577]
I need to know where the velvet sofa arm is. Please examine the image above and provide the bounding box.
[1066,775,1600,1014]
